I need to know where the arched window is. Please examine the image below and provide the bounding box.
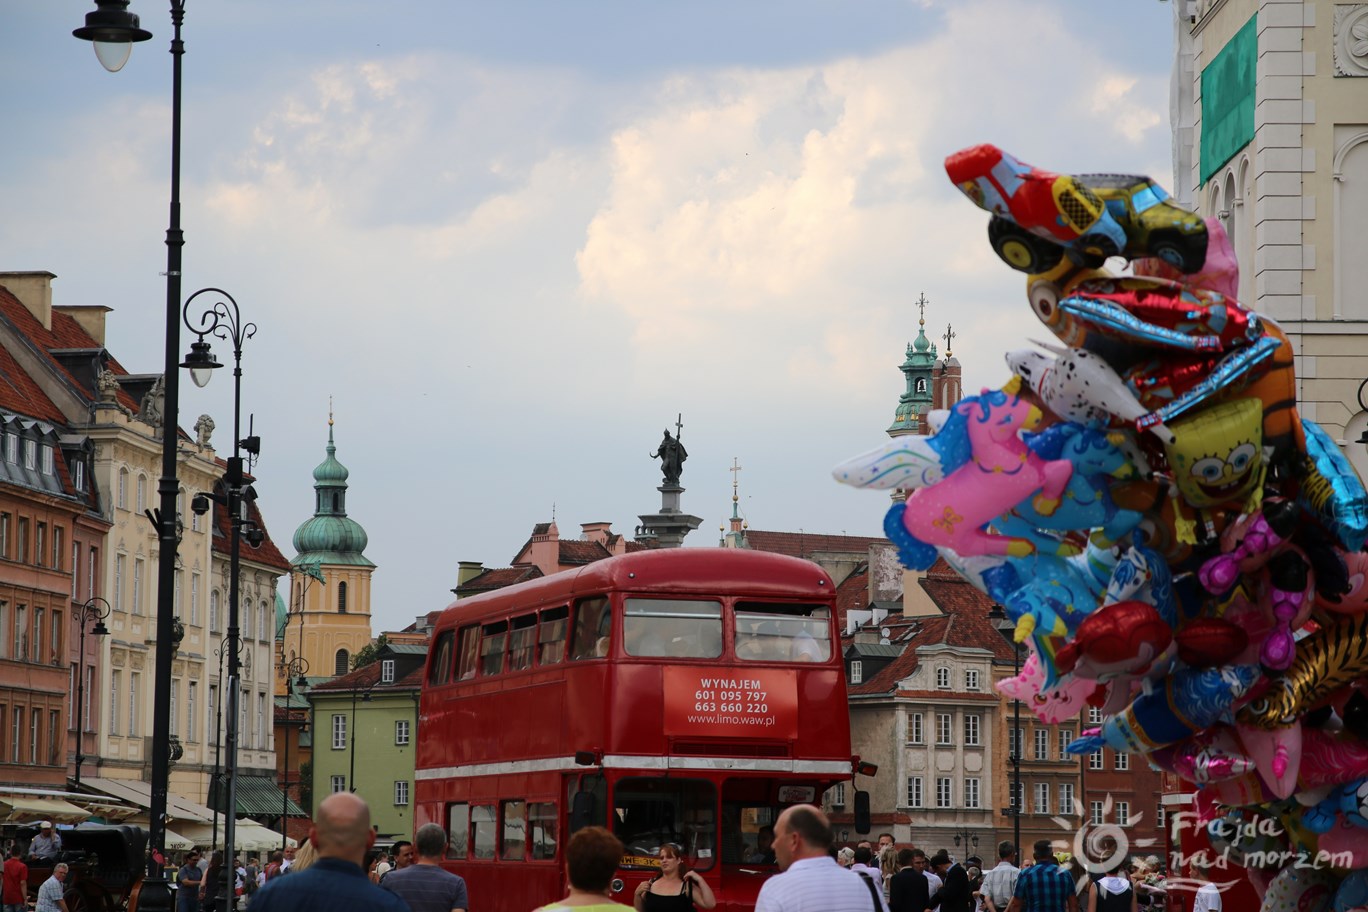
[915,378,927,393]
[335,649,350,675]
[338,581,348,614]
[117,467,129,509]
[136,474,147,513]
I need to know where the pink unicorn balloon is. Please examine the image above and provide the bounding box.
[997,650,1096,725]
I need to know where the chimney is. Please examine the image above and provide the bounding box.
[580,522,613,545]
[456,561,485,587]
[54,305,112,346]
[0,271,56,330]
[529,521,560,575]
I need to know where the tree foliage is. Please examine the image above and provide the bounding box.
[351,634,389,670]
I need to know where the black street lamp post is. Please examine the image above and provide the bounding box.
[73,5,204,909]
[952,830,980,856]
[280,654,309,849]
[183,289,260,912]
[73,597,111,788]
[989,606,1023,857]
[208,641,233,859]
[349,679,380,793]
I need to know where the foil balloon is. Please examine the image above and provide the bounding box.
[1025,260,1113,346]
[1136,216,1240,300]
[885,380,1073,570]
[1163,398,1266,511]
[1060,275,1262,352]
[1175,617,1250,668]
[1133,336,1284,432]
[1223,319,1305,464]
[1152,726,1257,784]
[1071,665,1260,755]
[1006,345,1175,444]
[997,651,1097,725]
[1333,869,1368,911]
[831,404,974,492]
[1103,543,1177,626]
[1240,613,1368,730]
[1053,600,1172,681]
[1239,724,1304,801]
[1258,864,1337,912]
[1300,419,1368,552]
[1317,550,1368,616]
[1318,816,1368,870]
[1199,499,1301,594]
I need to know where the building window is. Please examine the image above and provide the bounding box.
[241,598,252,638]
[129,672,139,736]
[52,527,63,572]
[187,681,197,742]
[29,708,40,764]
[32,607,44,662]
[331,775,346,794]
[1014,782,1027,813]
[41,445,53,475]
[1059,729,1074,757]
[210,590,220,632]
[964,713,981,747]
[964,669,979,691]
[935,667,950,689]
[10,707,19,763]
[14,606,25,660]
[258,693,267,750]
[136,475,146,513]
[1157,804,1166,828]
[173,570,182,618]
[1034,728,1049,761]
[87,547,95,599]
[909,712,924,744]
[74,460,85,491]
[47,710,60,766]
[132,558,144,616]
[1010,727,1023,760]
[1116,802,1130,826]
[1115,752,1130,771]
[1034,783,1050,815]
[394,781,410,806]
[117,468,128,509]
[849,660,862,684]
[937,713,953,745]
[335,649,350,676]
[24,439,36,471]
[936,778,952,809]
[964,777,980,809]
[169,679,178,736]
[110,671,120,736]
[907,777,923,808]
[0,513,8,558]
[1091,801,1104,826]
[1060,783,1076,815]
[34,523,45,568]
[0,603,5,659]
[1088,706,1102,725]
[1090,750,1104,771]
[5,433,15,463]
[332,714,347,750]
[208,685,218,745]
[395,719,410,745]
[190,573,200,627]
[338,581,348,613]
[381,659,395,684]
[17,518,28,563]
[828,782,846,807]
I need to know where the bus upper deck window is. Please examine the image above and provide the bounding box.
[734,604,832,663]
[456,625,480,681]
[481,621,508,676]
[570,597,611,661]
[539,606,569,665]
[509,614,536,672]
[624,599,722,659]
[427,630,454,686]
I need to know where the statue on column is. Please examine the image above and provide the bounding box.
[651,428,688,486]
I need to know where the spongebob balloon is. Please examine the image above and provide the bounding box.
[1162,398,1265,511]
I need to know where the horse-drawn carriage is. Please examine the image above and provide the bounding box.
[15,824,146,912]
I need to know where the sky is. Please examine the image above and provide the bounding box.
[0,1,1178,634]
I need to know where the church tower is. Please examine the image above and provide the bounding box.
[933,323,963,411]
[280,414,376,687]
[888,293,938,437]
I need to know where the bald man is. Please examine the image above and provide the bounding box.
[756,804,888,912]
[248,793,409,912]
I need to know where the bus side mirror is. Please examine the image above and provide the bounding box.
[570,790,596,834]
[853,791,871,835]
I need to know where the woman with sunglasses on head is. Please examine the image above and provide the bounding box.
[633,844,716,912]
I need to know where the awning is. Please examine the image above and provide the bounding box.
[223,776,306,818]
[79,777,214,824]
[71,799,141,821]
[162,828,196,851]
[1,795,90,824]
[176,819,296,853]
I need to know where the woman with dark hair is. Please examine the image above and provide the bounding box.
[199,851,224,912]
[1088,861,1138,912]
[537,827,633,911]
[633,844,716,912]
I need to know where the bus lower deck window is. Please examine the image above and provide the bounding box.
[623,599,722,659]
[735,604,832,662]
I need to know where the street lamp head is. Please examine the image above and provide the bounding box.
[92,620,111,637]
[1358,426,1368,446]
[181,338,221,388]
[73,0,152,72]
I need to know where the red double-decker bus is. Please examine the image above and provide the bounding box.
[415,548,858,911]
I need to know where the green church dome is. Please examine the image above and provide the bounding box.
[291,420,375,568]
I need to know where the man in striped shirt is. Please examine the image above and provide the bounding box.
[755,805,888,912]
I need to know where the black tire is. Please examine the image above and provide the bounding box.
[987,216,1064,274]
[1074,231,1120,267]
[1150,230,1207,274]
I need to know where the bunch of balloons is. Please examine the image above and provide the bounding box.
[835,144,1368,912]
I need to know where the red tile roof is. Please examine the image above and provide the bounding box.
[308,660,424,693]
[210,474,292,572]
[743,530,888,560]
[456,566,544,596]
[558,540,612,564]
[0,339,65,424]
[834,565,870,631]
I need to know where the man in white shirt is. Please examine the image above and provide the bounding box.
[1193,881,1222,912]
[979,841,1019,912]
[851,845,883,892]
[755,805,888,912]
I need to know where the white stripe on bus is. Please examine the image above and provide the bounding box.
[413,755,852,780]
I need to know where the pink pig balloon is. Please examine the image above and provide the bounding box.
[997,651,1096,725]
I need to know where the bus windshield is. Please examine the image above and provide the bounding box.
[623,598,722,658]
[734,603,832,662]
[612,777,716,872]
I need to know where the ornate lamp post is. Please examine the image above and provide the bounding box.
[73,5,217,909]
[73,597,111,787]
[280,654,309,848]
[988,605,1023,857]
[182,289,261,911]
[953,830,980,856]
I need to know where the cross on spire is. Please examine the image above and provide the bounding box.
[943,323,956,358]
[730,457,742,502]
[676,413,684,441]
[915,291,929,327]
